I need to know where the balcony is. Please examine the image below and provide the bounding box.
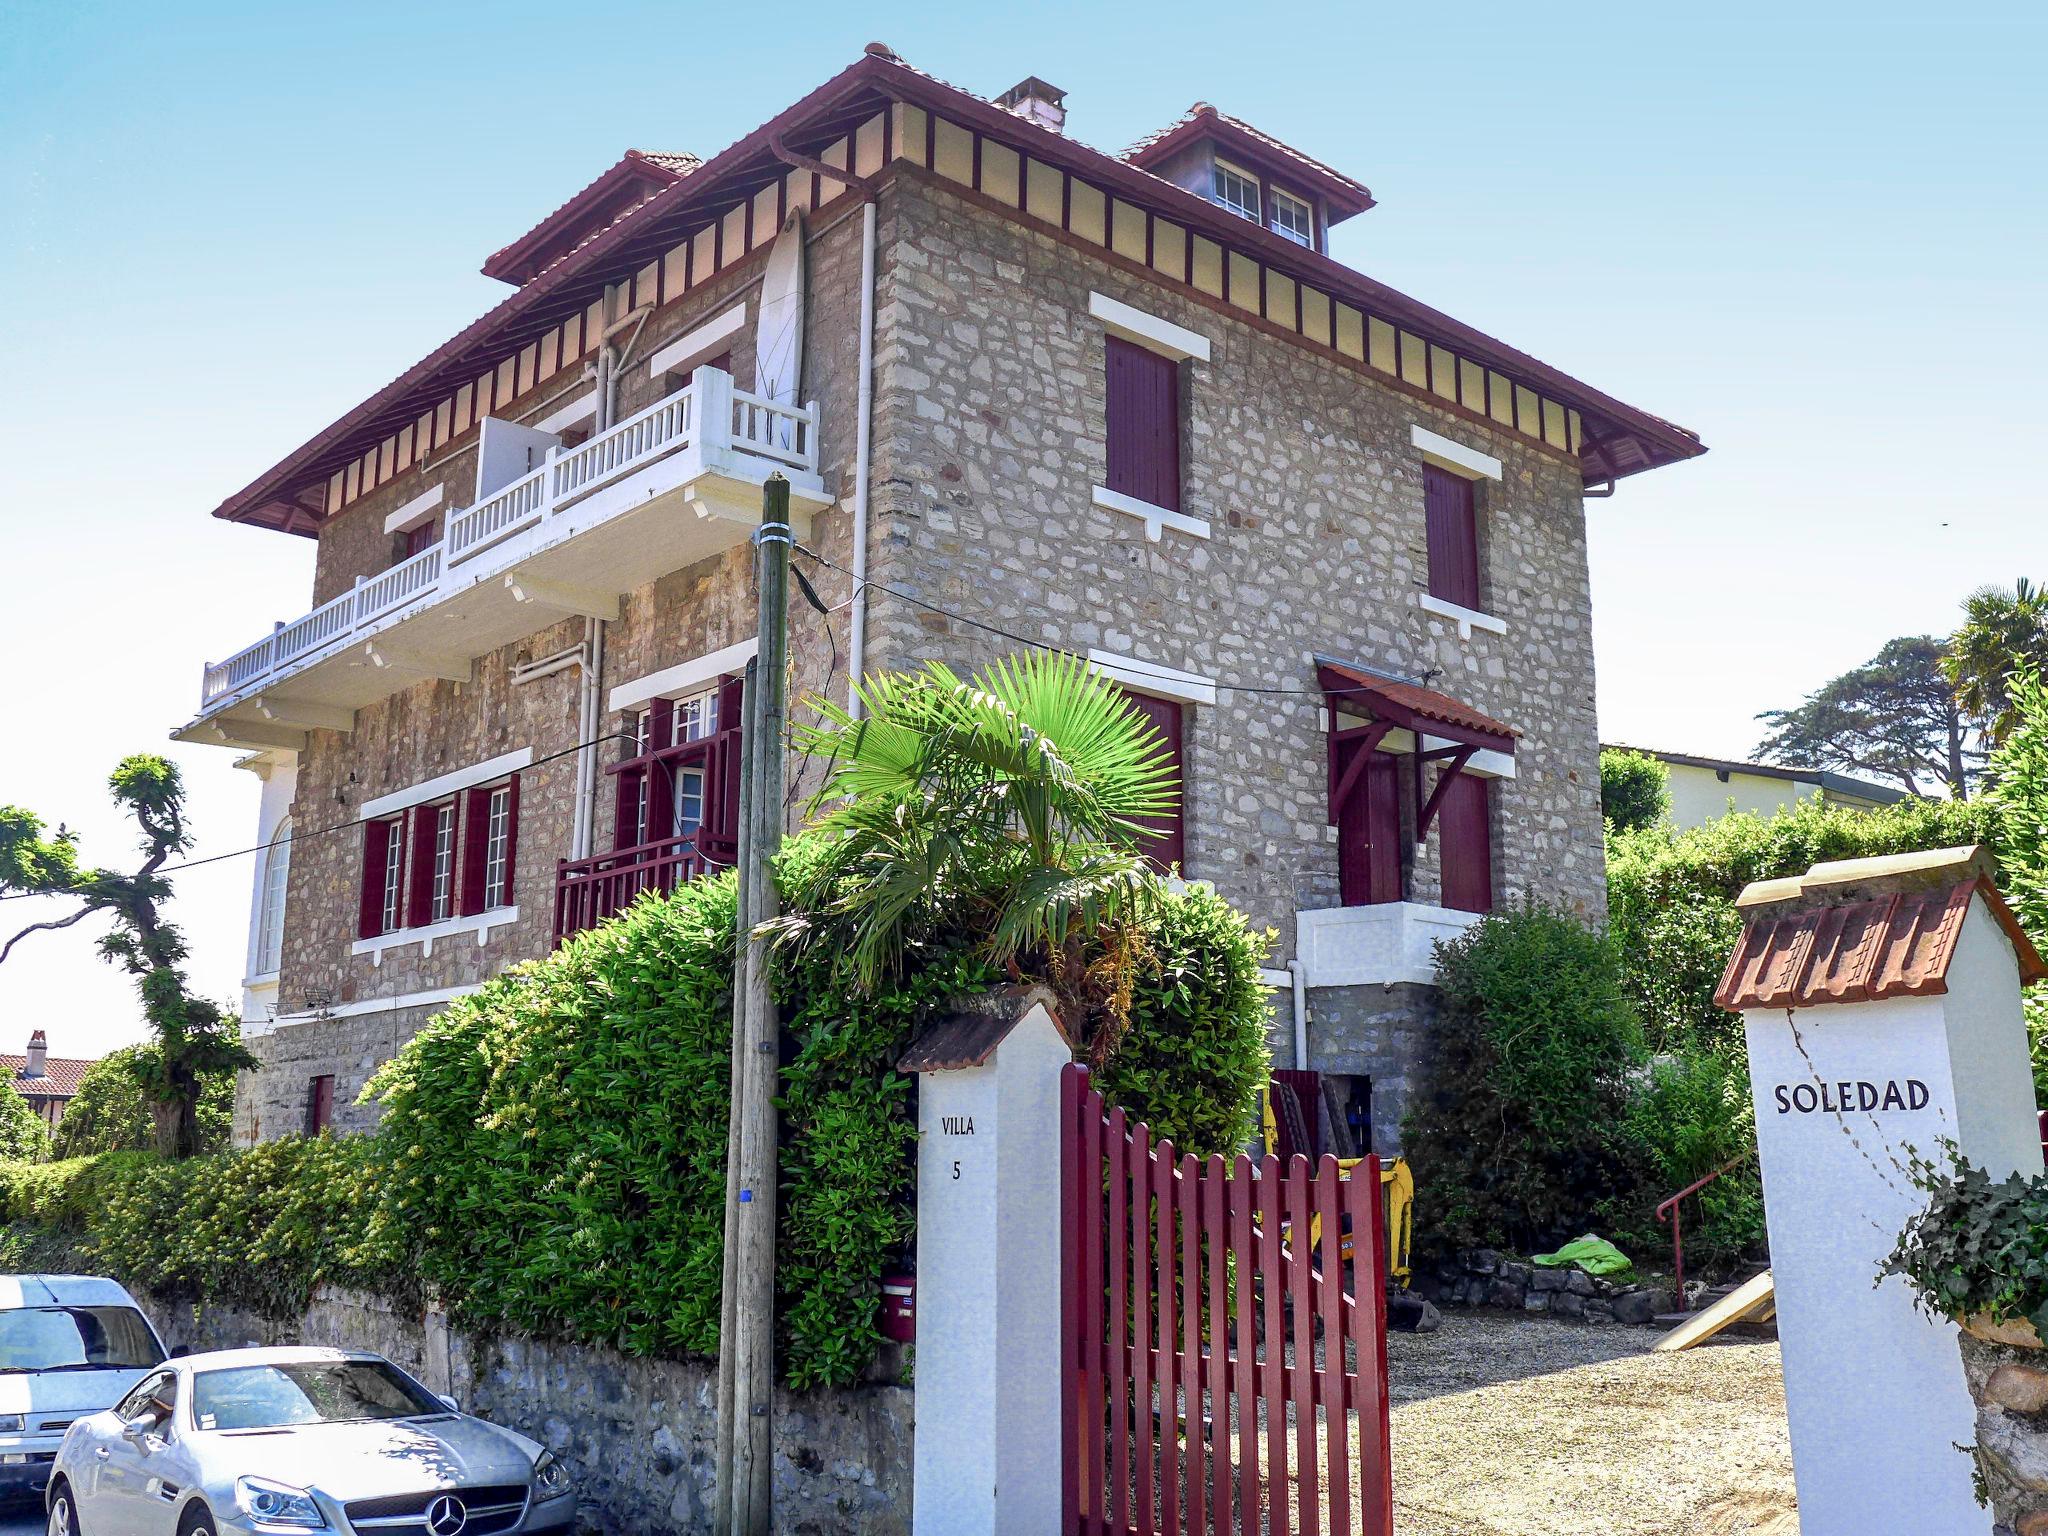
[177,367,830,753]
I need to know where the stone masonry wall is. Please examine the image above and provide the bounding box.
[139,1284,910,1536]
[1307,982,1440,1156]
[251,206,872,1141]
[861,172,1608,956]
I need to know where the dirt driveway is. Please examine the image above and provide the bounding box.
[1387,1313,1797,1535]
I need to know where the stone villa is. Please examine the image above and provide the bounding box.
[173,48,1704,1147]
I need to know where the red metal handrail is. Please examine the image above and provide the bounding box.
[1655,1155,1748,1310]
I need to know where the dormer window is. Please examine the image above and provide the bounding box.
[1212,160,1261,223]
[1271,187,1314,247]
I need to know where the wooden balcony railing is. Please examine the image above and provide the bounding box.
[553,835,726,943]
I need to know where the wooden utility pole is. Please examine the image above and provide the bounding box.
[715,475,791,1536]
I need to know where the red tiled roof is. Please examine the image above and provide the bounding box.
[1122,102,1375,215]
[481,149,701,286]
[0,1056,95,1100]
[210,47,1704,534]
[1317,659,1518,754]
[1715,849,2047,1012]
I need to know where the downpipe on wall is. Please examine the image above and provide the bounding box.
[510,621,605,861]
[1286,958,1310,1070]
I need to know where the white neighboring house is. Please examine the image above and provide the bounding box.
[1604,744,1911,831]
[238,749,299,1037]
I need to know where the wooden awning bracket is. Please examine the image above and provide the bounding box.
[1415,745,1477,839]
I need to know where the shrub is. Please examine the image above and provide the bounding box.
[1600,749,1669,834]
[1094,880,1272,1158]
[0,1075,50,1164]
[54,1041,235,1159]
[363,835,1268,1388]
[1621,1042,1766,1270]
[1608,795,2004,1056]
[1403,902,1645,1255]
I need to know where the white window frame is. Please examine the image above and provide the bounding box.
[1213,159,1261,223]
[610,639,758,715]
[647,303,747,379]
[378,818,406,935]
[1410,424,1508,642]
[360,748,534,821]
[427,800,458,923]
[674,765,708,839]
[1270,187,1313,247]
[481,785,513,909]
[252,817,291,979]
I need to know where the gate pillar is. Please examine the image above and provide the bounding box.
[1720,845,2046,1536]
[898,985,1071,1536]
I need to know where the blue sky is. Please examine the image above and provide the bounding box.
[2,0,2043,1054]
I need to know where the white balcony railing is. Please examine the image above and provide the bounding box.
[197,367,816,711]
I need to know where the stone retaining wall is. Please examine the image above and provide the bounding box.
[140,1285,912,1536]
[1960,1324,2048,1535]
[1410,1248,1672,1325]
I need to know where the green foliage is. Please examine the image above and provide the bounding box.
[0,1076,50,1164]
[0,1142,392,1321]
[1987,667,2048,1100]
[774,651,1175,1006]
[1094,881,1271,1157]
[1756,634,1979,799]
[1403,903,1646,1255]
[1599,750,1669,834]
[1946,579,2048,745]
[1884,1146,2048,1335]
[1608,794,2004,1057]
[1621,1042,1766,1270]
[1,754,254,1156]
[54,1040,236,1159]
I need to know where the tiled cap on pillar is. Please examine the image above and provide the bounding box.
[1715,844,2046,1012]
[896,984,1072,1073]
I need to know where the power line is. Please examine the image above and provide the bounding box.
[791,543,1442,699]
[13,558,1442,895]
[0,730,643,900]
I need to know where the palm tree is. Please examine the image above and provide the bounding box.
[1946,579,2048,745]
[771,651,1179,1001]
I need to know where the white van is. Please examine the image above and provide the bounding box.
[0,1276,167,1503]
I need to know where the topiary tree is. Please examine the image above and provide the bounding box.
[53,1039,237,1160]
[1600,749,1670,833]
[1404,902,1646,1256]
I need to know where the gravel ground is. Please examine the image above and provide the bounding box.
[1387,1312,1797,1535]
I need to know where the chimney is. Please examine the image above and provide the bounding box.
[24,1031,46,1078]
[994,76,1067,135]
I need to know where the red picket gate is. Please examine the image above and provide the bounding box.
[1060,1064,1393,1536]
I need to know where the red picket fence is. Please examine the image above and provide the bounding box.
[1060,1065,1393,1536]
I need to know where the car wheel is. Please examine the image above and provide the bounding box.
[175,1504,216,1536]
[45,1481,79,1536]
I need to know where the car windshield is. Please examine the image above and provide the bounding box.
[191,1361,442,1431]
[0,1307,163,1373]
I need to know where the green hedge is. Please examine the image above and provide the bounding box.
[1606,794,2006,1269]
[1,840,1271,1390]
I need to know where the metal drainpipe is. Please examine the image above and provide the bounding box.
[846,199,877,717]
[1286,958,1310,1070]
[574,615,604,861]
[764,135,876,718]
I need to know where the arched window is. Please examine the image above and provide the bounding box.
[254,817,291,976]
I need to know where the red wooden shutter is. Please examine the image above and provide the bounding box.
[1334,747,1402,906]
[1423,466,1480,609]
[458,787,490,916]
[1105,336,1181,512]
[1437,772,1493,914]
[405,804,438,928]
[613,767,642,851]
[358,820,392,939]
[1120,690,1185,872]
[499,775,520,898]
[308,1075,335,1135]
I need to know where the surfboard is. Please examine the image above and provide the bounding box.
[755,212,806,417]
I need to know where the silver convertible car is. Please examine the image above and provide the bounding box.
[44,1347,575,1536]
